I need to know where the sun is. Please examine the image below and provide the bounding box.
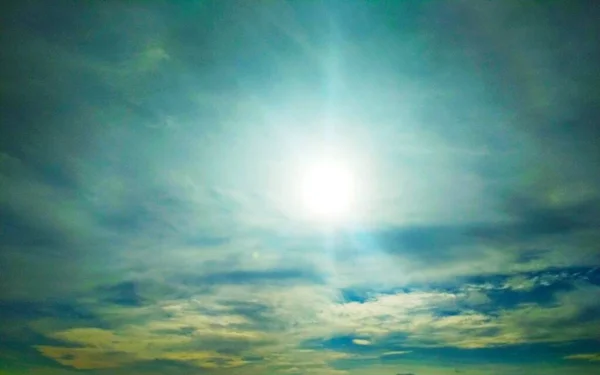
[299,158,356,222]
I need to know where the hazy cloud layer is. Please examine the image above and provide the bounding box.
[1,1,599,374]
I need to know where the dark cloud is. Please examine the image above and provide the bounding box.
[179,268,325,286]
[340,193,600,278]
[486,195,600,239]
[0,207,66,248]
[0,300,97,322]
[99,281,145,307]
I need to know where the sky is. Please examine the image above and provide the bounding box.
[1,1,600,374]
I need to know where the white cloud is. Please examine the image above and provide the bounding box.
[381,351,411,356]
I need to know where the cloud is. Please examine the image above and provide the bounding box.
[36,346,133,370]
[502,275,539,291]
[281,280,600,350]
[31,284,348,370]
[564,353,600,362]
[99,281,145,307]
[382,351,412,357]
[178,268,325,286]
[1,1,600,375]
[36,325,253,369]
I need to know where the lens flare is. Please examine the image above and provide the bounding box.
[300,159,355,222]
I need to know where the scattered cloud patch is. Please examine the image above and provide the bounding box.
[564,353,600,362]
[382,351,412,357]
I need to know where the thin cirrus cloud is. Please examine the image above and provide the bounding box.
[1,1,600,375]
[565,353,600,362]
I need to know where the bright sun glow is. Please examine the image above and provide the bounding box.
[300,159,356,222]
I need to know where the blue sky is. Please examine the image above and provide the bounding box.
[1,1,600,374]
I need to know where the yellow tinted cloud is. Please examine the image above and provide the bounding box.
[564,353,600,362]
[38,326,251,370]
[35,346,133,370]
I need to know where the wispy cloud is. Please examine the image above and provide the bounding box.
[1,1,600,374]
[564,353,600,362]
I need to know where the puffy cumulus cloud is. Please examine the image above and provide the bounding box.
[564,353,600,362]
